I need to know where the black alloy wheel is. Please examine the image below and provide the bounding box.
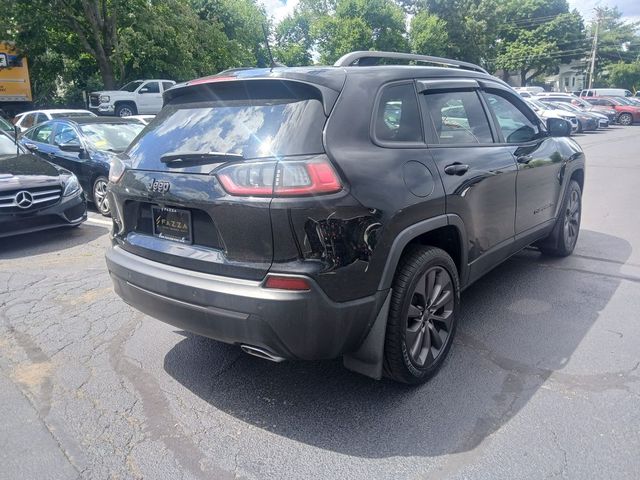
[563,187,580,250]
[383,246,460,384]
[538,179,581,257]
[405,266,454,368]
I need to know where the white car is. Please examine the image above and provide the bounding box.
[13,109,96,133]
[89,80,175,117]
[525,99,579,134]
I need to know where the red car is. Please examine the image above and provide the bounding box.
[584,97,640,125]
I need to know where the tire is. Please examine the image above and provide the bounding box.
[618,113,633,126]
[537,180,581,257]
[383,246,460,385]
[93,176,111,217]
[115,103,137,117]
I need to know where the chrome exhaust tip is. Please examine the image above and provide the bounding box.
[240,345,286,363]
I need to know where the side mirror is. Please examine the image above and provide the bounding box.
[547,118,571,137]
[59,142,83,153]
[139,87,149,94]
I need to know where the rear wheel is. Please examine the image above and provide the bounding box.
[383,246,460,385]
[618,113,633,126]
[538,180,581,257]
[93,176,111,217]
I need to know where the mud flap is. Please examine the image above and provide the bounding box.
[343,290,391,380]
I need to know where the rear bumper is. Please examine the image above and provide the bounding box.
[106,245,386,360]
[0,191,86,238]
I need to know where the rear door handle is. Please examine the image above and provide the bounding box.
[517,155,533,164]
[444,163,470,176]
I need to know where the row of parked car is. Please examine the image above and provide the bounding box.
[0,109,154,239]
[518,91,640,131]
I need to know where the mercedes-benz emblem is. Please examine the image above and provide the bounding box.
[15,190,33,209]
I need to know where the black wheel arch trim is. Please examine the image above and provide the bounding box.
[377,214,469,291]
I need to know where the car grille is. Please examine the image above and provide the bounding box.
[89,93,100,107]
[0,185,63,213]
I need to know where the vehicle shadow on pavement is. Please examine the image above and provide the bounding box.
[0,224,105,259]
[163,229,630,458]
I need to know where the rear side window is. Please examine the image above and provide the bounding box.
[374,83,422,143]
[162,82,174,91]
[127,81,327,170]
[21,113,35,129]
[423,90,493,144]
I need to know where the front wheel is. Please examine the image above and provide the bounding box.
[538,180,581,257]
[115,103,136,117]
[618,113,633,126]
[383,246,460,385]
[93,176,111,217]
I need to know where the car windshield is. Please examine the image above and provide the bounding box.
[51,111,95,118]
[604,97,625,106]
[120,81,144,92]
[0,133,19,156]
[527,99,547,110]
[80,123,144,152]
[557,103,580,113]
[0,116,13,133]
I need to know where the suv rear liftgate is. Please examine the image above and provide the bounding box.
[107,74,386,361]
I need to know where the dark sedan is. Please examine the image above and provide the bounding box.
[20,117,144,216]
[540,101,598,132]
[0,131,86,238]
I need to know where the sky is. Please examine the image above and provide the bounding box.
[259,0,640,23]
[567,0,640,22]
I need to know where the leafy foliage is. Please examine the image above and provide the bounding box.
[409,11,449,58]
[607,62,640,92]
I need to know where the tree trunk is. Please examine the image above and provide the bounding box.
[97,56,116,89]
[520,69,527,87]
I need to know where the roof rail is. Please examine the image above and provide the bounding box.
[333,51,488,75]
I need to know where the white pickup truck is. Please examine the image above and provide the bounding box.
[89,79,175,117]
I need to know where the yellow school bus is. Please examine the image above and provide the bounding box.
[0,42,32,116]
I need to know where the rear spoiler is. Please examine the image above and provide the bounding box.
[164,70,346,116]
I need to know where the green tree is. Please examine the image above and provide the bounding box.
[494,0,584,85]
[607,61,640,92]
[311,0,409,64]
[409,11,449,57]
[192,0,270,67]
[274,13,314,66]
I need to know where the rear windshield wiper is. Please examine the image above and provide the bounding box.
[160,151,243,166]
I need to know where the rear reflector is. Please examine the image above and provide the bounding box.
[264,276,311,291]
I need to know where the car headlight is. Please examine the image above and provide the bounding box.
[109,156,126,184]
[63,174,81,196]
[99,95,110,103]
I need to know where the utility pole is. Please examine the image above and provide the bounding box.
[588,9,600,89]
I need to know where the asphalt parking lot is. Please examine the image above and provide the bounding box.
[1,126,639,480]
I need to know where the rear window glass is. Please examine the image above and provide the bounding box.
[127,93,326,170]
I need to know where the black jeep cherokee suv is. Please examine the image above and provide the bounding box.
[106,51,584,384]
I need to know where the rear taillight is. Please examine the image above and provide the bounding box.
[217,156,342,197]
